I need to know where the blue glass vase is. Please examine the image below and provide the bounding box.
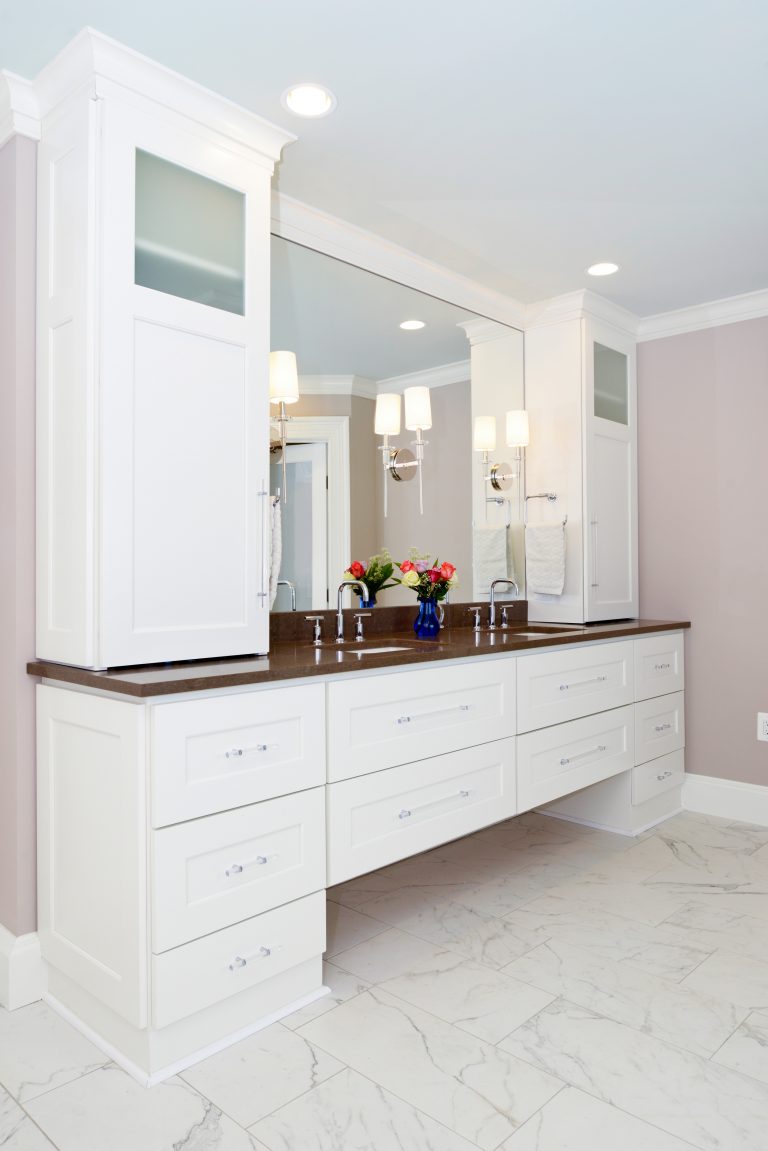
[414,596,440,639]
[359,593,377,609]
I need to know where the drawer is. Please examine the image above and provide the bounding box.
[150,684,325,826]
[632,748,685,806]
[152,788,325,953]
[151,890,325,1029]
[327,659,515,783]
[635,691,685,765]
[517,705,634,812]
[516,641,634,733]
[327,739,516,884]
[634,633,684,701]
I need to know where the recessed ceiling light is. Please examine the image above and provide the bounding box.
[281,83,337,118]
[587,262,620,276]
[400,320,425,330]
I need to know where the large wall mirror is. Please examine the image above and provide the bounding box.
[270,236,524,612]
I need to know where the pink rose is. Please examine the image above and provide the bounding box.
[347,561,365,579]
[427,568,442,583]
[400,560,414,573]
[414,561,428,573]
[440,562,456,579]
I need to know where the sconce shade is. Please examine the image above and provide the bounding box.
[473,416,497,453]
[506,409,530,447]
[269,350,300,404]
[404,386,432,431]
[375,392,401,436]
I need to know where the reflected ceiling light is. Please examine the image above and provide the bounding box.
[281,83,337,118]
[399,320,425,330]
[587,262,619,276]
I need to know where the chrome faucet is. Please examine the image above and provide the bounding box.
[336,579,369,642]
[276,579,297,611]
[488,578,519,630]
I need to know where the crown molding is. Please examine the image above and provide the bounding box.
[458,317,517,345]
[525,289,640,336]
[271,192,526,330]
[0,72,40,147]
[638,288,768,342]
[376,359,470,393]
[298,374,377,399]
[31,28,294,164]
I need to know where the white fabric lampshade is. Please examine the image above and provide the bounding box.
[404,386,432,431]
[506,409,530,447]
[375,392,401,436]
[473,416,496,453]
[269,350,300,404]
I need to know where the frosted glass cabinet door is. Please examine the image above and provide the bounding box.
[593,342,628,424]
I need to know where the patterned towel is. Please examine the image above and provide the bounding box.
[525,523,566,596]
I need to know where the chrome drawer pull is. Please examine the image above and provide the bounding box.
[396,703,472,726]
[559,674,607,692]
[225,743,279,759]
[227,944,279,972]
[398,788,472,820]
[654,662,671,672]
[656,769,674,781]
[559,744,607,767]
[653,722,673,734]
[225,853,275,878]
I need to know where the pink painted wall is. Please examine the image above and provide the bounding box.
[0,135,37,936]
[637,317,768,786]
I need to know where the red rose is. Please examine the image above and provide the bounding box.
[427,568,442,583]
[347,561,366,579]
[400,560,414,572]
[440,562,456,579]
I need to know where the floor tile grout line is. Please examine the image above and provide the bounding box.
[13,1100,67,1151]
[8,1059,114,1109]
[242,1064,351,1134]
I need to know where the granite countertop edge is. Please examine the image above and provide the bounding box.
[27,619,690,698]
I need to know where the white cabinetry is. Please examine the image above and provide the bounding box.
[525,306,637,623]
[37,680,326,1083]
[34,32,293,668]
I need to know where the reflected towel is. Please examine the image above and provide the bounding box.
[473,525,508,595]
[525,522,566,596]
[269,499,282,608]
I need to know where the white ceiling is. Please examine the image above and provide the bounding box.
[3,0,768,316]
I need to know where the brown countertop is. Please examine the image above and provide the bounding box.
[27,616,690,699]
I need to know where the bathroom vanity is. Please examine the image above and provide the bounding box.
[29,618,687,1084]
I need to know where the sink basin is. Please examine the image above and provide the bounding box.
[342,645,415,655]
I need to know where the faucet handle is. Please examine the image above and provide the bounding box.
[305,615,323,645]
[353,612,371,641]
[466,606,482,631]
[500,604,509,628]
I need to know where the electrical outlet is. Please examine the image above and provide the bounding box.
[758,713,768,742]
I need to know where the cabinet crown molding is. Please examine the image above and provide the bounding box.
[0,71,40,147]
[30,28,295,163]
[525,289,640,336]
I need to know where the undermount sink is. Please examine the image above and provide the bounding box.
[337,645,415,655]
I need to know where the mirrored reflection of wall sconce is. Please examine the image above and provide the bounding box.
[374,386,432,515]
[473,409,530,492]
[269,350,300,503]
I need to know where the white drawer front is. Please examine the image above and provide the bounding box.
[516,641,634,733]
[151,684,325,825]
[327,739,516,884]
[635,691,685,766]
[632,748,685,806]
[634,633,685,701]
[152,891,325,1029]
[517,706,634,812]
[152,788,325,953]
[327,659,515,782]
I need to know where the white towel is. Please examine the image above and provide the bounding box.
[526,523,566,596]
[473,525,508,596]
[269,499,282,608]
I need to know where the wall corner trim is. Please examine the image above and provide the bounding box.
[682,772,768,828]
[0,926,45,1010]
[0,71,41,148]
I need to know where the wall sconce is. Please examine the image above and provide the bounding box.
[473,409,529,491]
[269,350,300,503]
[374,386,432,515]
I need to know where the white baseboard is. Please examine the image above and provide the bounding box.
[683,773,768,827]
[0,926,45,1010]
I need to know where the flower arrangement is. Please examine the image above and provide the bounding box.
[343,549,398,598]
[396,548,458,601]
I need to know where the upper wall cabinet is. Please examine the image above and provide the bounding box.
[525,307,638,623]
[34,32,293,668]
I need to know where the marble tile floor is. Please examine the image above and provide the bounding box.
[4,811,768,1149]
